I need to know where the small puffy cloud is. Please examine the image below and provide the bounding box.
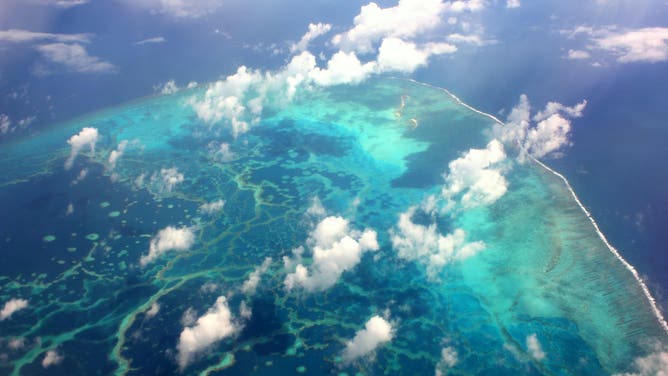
[153,167,184,192]
[35,43,116,73]
[506,0,520,8]
[441,140,508,210]
[495,95,586,161]
[306,196,326,217]
[140,226,195,266]
[342,315,393,363]
[0,298,28,321]
[0,29,90,44]
[210,142,234,162]
[566,49,591,60]
[615,345,668,376]
[199,199,225,214]
[526,334,546,360]
[0,114,10,134]
[122,0,224,18]
[291,23,332,53]
[71,168,88,185]
[145,302,160,318]
[310,51,377,86]
[284,216,379,292]
[376,37,456,73]
[435,346,458,375]
[135,36,166,45]
[65,127,98,170]
[108,140,128,171]
[241,257,272,295]
[41,349,63,368]
[157,80,179,95]
[390,206,485,278]
[8,338,25,350]
[176,296,242,369]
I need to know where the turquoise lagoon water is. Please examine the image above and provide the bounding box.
[0,78,665,375]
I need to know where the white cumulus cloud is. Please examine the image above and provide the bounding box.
[153,167,184,192]
[291,22,332,53]
[108,140,128,171]
[41,349,63,368]
[441,139,508,210]
[376,37,456,73]
[495,95,586,161]
[526,333,546,360]
[241,257,272,295]
[64,127,98,170]
[390,206,485,278]
[615,345,668,376]
[435,346,458,375]
[566,49,591,60]
[140,226,195,266]
[284,216,379,292]
[332,0,482,54]
[199,199,225,214]
[176,296,242,369]
[158,79,179,95]
[342,315,394,363]
[0,298,28,321]
[506,0,520,8]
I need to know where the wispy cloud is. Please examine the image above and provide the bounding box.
[121,0,224,19]
[0,29,90,44]
[135,36,166,45]
[36,43,116,74]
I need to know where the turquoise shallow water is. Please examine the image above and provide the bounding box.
[0,78,665,375]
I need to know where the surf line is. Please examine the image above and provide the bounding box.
[404,77,668,333]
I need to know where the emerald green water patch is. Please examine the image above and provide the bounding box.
[0,78,664,375]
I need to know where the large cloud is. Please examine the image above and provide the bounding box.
[140,226,195,266]
[495,95,586,161]
[390,206,485,278]
[566,26,668,64]
[176,296,242,369]
[0,298,28,321]
[342,315,394,363]
[64,127,98,170]
[284,216,379,292]
[309,51,377,86]
[441,139,508,210]
[36,43,116,74]
[331,0,482,54]
[376,37,456,73]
